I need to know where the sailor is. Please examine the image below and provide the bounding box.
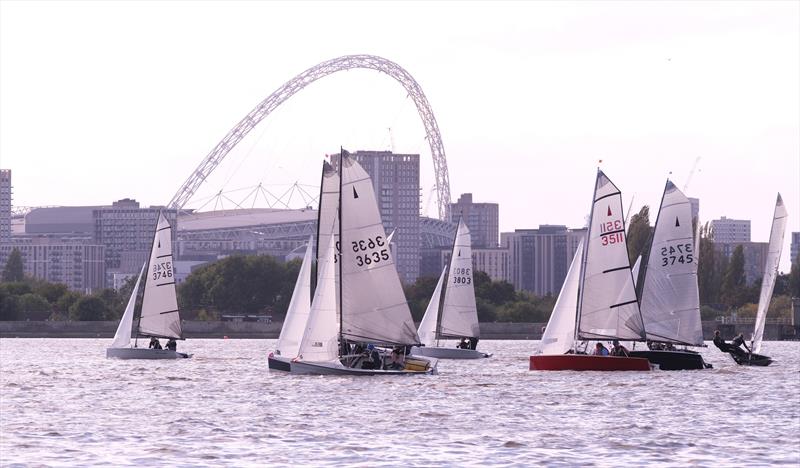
[468,337,479,350]
[457,338,469,349]
[165,339,177,351]
[387,348,404,370]
[592,342,609,356]
[713,330,747,358]
[609,340,629,357]
[149,337,162,350]
[361,344,383,369]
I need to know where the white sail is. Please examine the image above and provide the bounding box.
[631,255,641,288]
[538,239,584,355]
[639,181,704,346]
[387,229,396,245]
[577,170,645,341]
[418,267,446,347]
[138,212,182,339]
[297,233,340,362]
[275,236,313,358]
[440,219,480,338]
[752,194,788,353]
[317,161,340,284]
[109,264,145,349]
[339,153,420,346]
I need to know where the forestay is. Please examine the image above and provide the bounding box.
[752,194,788,353]
[297,233,340,362]
[138,212,182,339]
[440,219,480,338]
[418,267,446,347]
[339,154,420,346]
[275,236,313,358]
[577,170,645,341]
[639,181,703,346]
[109,263,145,349]
[538,239,583,355]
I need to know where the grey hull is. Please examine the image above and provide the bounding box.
[106,348,191,359]
[410,346,490,359]
[268,355,293,372]
[290,357,437,376]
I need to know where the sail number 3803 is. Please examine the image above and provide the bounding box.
[452,267,472,285]
[352,236,389,267]
[661,243,693,266]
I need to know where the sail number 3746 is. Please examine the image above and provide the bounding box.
[152,261,173,280]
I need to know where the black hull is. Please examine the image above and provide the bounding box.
[731,352,773,367]
[268,356,291,372]
[629,349,711,370]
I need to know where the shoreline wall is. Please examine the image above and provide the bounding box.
[0,320,797,341]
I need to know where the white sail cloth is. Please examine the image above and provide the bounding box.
[577,170,645,341]
[417,267,446,347]
[752,194,788,353]
[297,233,340,362]
[275,236,313,358]
[639,181,703,346]
[109,264,145,349]
[317,161,340,284]
[440,219,480,338]
[138,212,182,339]
[339,154,420,346]
[538,239,584,355]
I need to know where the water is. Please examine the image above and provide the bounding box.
[1,339,799,466]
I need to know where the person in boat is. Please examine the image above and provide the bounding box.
[457,338,469,349]
[609,340,629,357]
[730,333,751,355]
[387,348,404,370]
[647,340,665,351]
[165,339,177,351]
[713,330,748,358]
[149,337,162,350]
[468,337,479,350]
[361,344,383,370]
[592,342,609,356]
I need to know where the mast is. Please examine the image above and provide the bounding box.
[337,148,345,356]
[574,170,599,343]
[312,160,327,294]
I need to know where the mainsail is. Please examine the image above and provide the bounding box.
[439,219,480,338]
[339,153,420,346]
[752,194,788,353]
[275,236,313,358]
[297,233,340,362]
[137,212,182,339]
[109,263,145,349]
[577,170,645,341]
[417,266,446,347]
[639,180,703,346]
[538,239,584,355]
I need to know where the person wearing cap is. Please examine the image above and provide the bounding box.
[361,344,383,370]
[610,339,629,357]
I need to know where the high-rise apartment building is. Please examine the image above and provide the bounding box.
[345,150,420,284]
[688,197,700,222]
[714,241,768,285]
[502,226,586,296]
[711,217,751,243]
[449,193,499,248]
[0,169,11,243]
[791,232,799,266]
[0,241,105,292]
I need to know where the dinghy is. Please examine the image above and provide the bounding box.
[530,170,650,371]
[411,219,489,359]
[107,212,190,359]
[290,151,437,375]
[628,180,711,370]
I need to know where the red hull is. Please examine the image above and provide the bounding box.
[530,354,651,371]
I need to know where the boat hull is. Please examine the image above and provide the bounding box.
[529,354,651,371]
[291,356,438,376]
[268,355,293,372]
[410,346,490,359]
[731,352,773,366]
[106,347,191,359]
[629,349,712,370]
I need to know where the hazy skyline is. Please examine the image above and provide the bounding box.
[1,1,798,270]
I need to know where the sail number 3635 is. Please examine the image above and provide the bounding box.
[352,236,389,266]
[661,243,693,266]
[152,261,173,280]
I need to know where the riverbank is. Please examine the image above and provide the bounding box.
[1,320,797,340]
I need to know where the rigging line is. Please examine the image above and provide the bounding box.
[220,108,275,192]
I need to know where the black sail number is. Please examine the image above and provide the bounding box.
[353,235,389,267]
[660,243,693,266]
[152,261,173,280]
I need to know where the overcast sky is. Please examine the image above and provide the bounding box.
[1,1,798,270]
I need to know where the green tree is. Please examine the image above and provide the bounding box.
[403,275,440,322]
[54,290,82,319]
[31,281,69,304]
[626,206,652,267]
[17,293,51,320]
[720,245,747,308]
[69,296,109,321]
[2,248,24,282]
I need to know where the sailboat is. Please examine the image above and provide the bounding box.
[290,151,437,375]
[627,180,711,370]
[268,236,313,371]
[411,219,490,359]
[723,194,787,366]
[107,212,190,359]
[530,170,651,371]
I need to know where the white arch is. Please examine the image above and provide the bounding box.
[169,54,452,220]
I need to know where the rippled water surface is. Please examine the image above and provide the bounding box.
[2,339,799,466]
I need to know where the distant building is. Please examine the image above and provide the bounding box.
[688,197,700,223]
[431,246,511,283]
[502,226,586,296]
[345,150,421,284]
[711,217,751,243]
[791,232,799,266]
[0,240,105,293]
[449,193,499,248]
[714,241,768,285]
[0,169,11,243]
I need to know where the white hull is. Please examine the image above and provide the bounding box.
[106,347,191,359]
[410,346,490,359]
[290,357,438,376]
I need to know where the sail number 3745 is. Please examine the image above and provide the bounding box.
[661,243,693,266]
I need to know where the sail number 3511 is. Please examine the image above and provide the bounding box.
[661,243,693,266]
[352,236,389,266]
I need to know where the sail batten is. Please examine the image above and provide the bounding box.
[752,194,788,353]
[137,212,182,340]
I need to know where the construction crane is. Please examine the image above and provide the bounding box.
[683,156,701,192]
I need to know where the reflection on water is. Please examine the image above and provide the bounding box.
[1,339,799,466]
